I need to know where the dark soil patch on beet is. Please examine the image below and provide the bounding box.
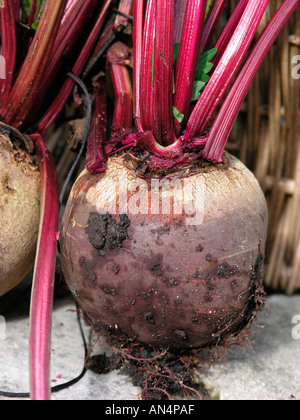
[87,213,131,254]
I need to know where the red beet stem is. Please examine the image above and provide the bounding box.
[201,0,228,50]
[174,0,188,43]
[174,0,206,136]
[108,43,133,138]
[185,0,269,140]
[153,0,175,146]
[37,0,99,104]
[136,130,184,157]
[12,0,21,20]
[132,0,144,132]
[139,0,156,133]
[0,2,17,103]
[28,0,39,27]
[83,16,116,80]
[1,0,68,130]
[37,0,113,135]
[114,0,133,33]
[86,80,107,174]
[212,0,249,68]
[29,134,59,401]
[202,0,300,163]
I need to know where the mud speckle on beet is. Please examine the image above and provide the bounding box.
[144,312,155,324]
[113,266,119,274]
[217,262,238,278]
[205,253,212,262]
[150,254,163,276]
[102,287,117,295]
[167,278,180,288]
[174,330,187,340]
[196,244,204,252]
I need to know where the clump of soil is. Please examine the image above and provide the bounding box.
[86,337,205,400]
[87,213,131,255]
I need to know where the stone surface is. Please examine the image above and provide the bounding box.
[0,289,141,400]
[0,286,299,400]
[199,295,300,400]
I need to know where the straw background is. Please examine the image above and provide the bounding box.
[226,1,300,294]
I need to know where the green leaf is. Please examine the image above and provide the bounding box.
[191,47,217,102]
[173,42,217,103]
[173,106,184,123]
[21,0,43,26]
[197,48,217,69]
[191,80,206,102]
[205,0,215,20]
[173,43,180,66]
[22,0,33,16]
[31,20,40,30]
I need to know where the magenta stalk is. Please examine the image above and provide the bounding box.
[1,0,68,131]
[86,80,108,174]
[173,0,207,135]
[109,43,133,138]
[153,0,175,146]
[37,0,113,135]
[201,0,228,50]
[139,0,156,133]
[0,2,17,103]
[132,0,144,132]
[185,0,269,139]
[202,0,300,162]
[29,134,59,401]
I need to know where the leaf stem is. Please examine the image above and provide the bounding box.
[132,0,144,132]
[174,0,207,136]
[0,2,17,104]
[37,0,113,135]
[108,42,133,138]
[86,79,107,174]
[139,0,156,132]
[29,133,59,401]
[114,0,133,33]
[38,0,99,104]
[153,0,175,146]
[202,0,300,162]
[201,0,228,50]
[185,0,269,139]
[212,0,249,67]
[28,0,39,27]
[2,0,68,130]
[174,0,188,43]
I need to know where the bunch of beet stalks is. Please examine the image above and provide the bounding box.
[0,0,298,401]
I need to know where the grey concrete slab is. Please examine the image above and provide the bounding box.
[0,290,299,400]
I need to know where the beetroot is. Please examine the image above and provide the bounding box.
[61,151,268,349]
[0,134,40,297]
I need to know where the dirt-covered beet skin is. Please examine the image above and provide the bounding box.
[0,134,40,297]
[61,151,268,349]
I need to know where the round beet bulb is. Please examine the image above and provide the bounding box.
[0,133,40,297]
[61,151,268,349]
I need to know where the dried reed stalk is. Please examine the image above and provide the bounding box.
[227,1,300,294]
